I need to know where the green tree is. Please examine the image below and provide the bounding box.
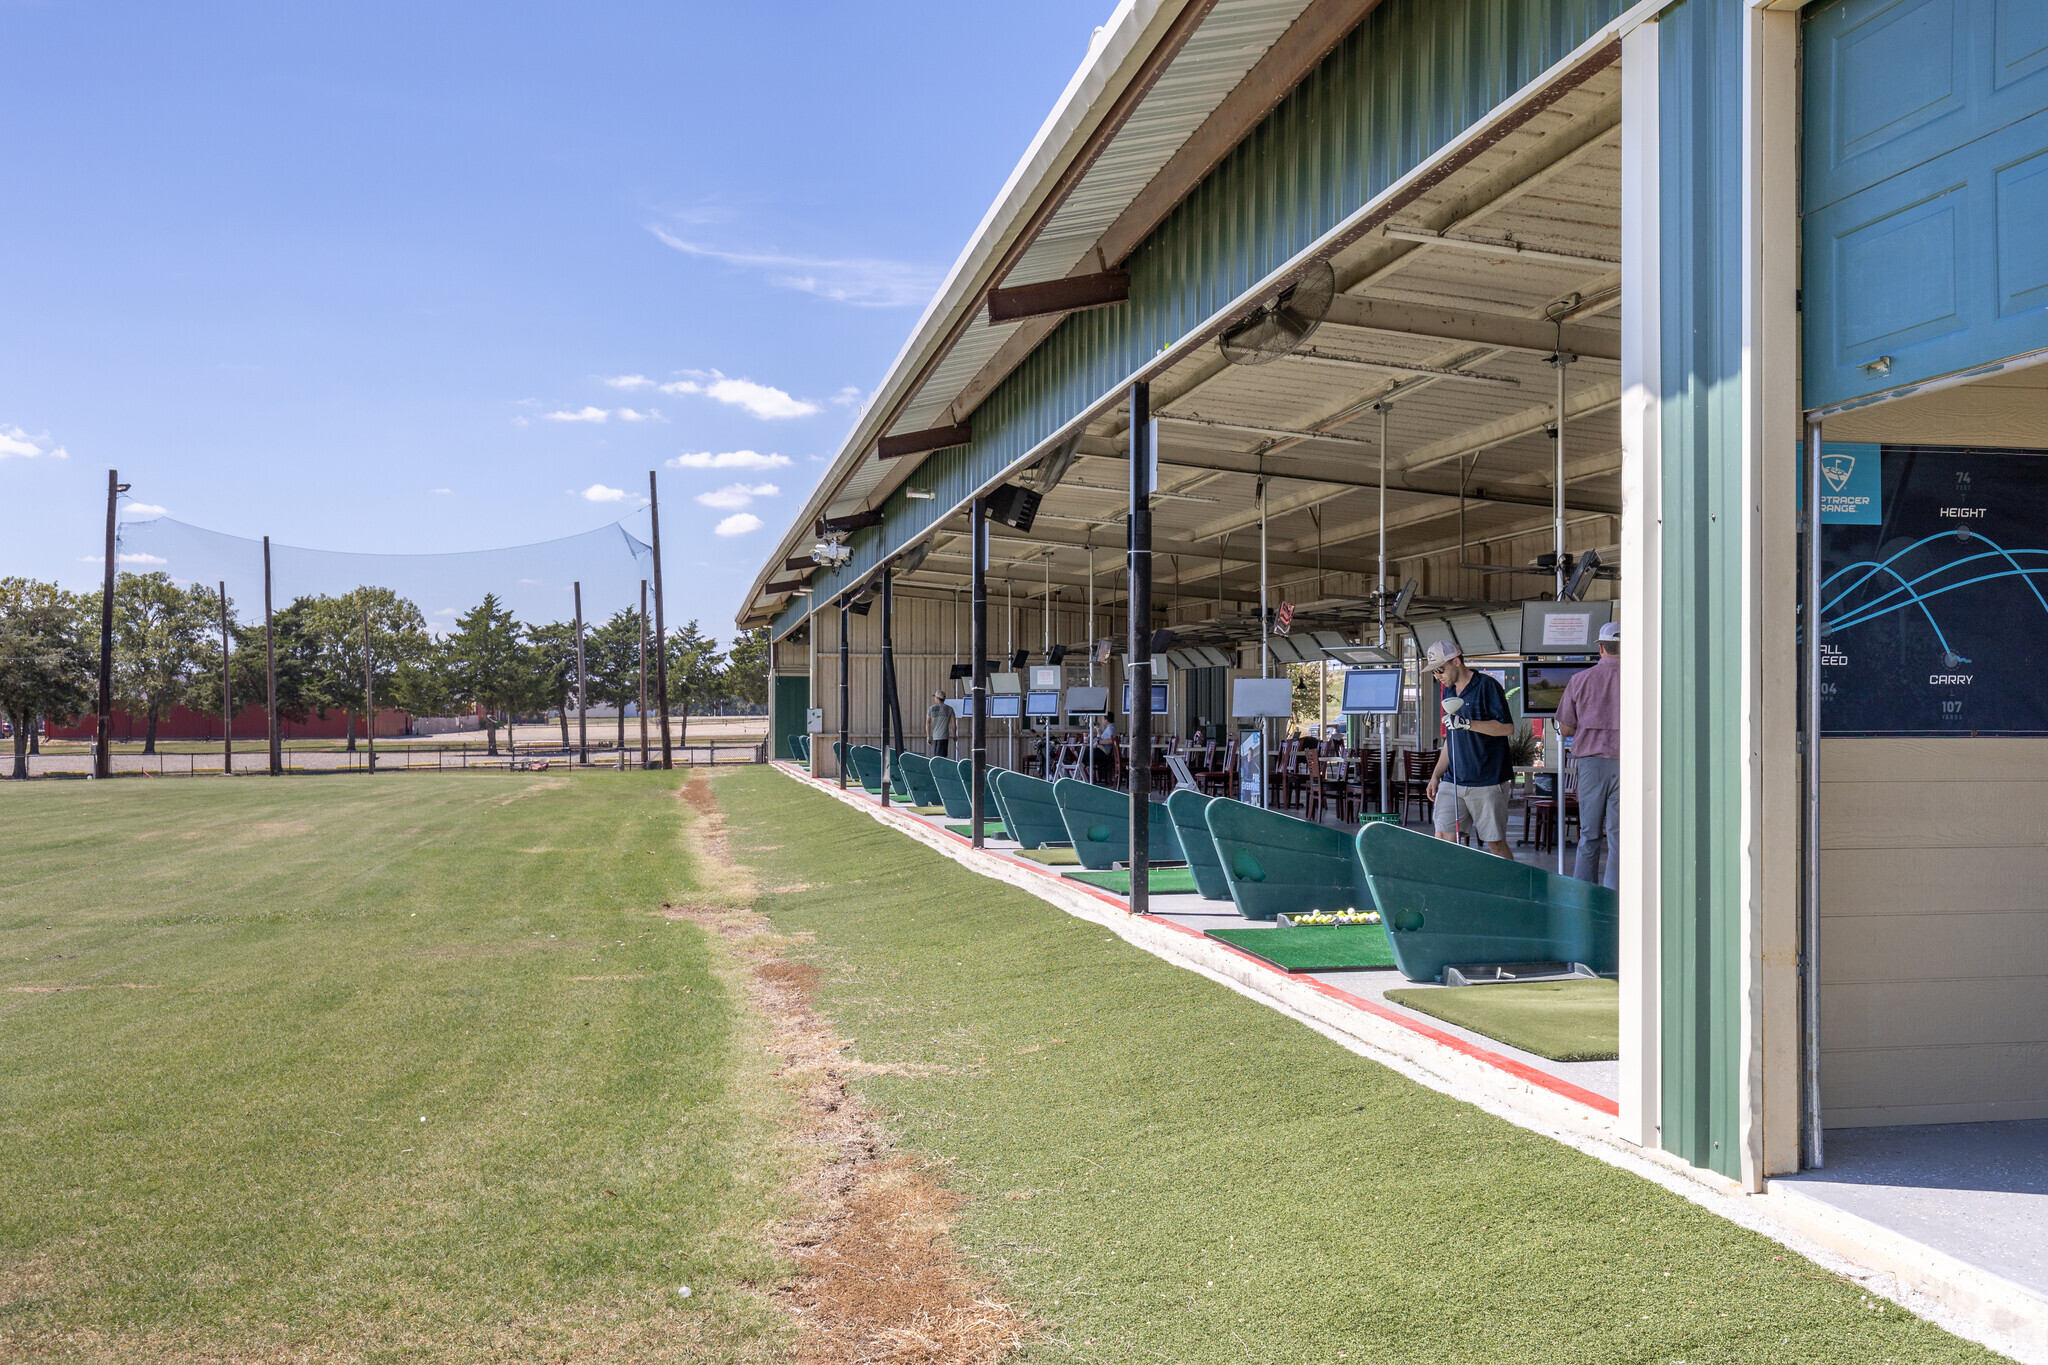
[0,578,93,779]
[662,619,723,746]
[296,589,434,751]
[443,594,529,755]
[525,620,581,749]
[719,626,768,711]
[584,606,643,752]
[183,590,269,736]
[112,571,214,753]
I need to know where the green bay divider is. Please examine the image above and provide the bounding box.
[1202,797,1367,922]
[929,758,971,818]
[991,770,1076,851]
[848,745,884,794]
[1052,778,1181,871]
[896,752,944,808]
[1165,789,1231,900]
[1354,822,1619,985]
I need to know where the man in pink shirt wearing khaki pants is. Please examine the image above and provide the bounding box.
[1554,621,1621,889]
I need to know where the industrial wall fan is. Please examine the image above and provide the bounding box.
[1218,260,1335,365]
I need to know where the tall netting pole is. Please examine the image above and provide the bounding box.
[362,601,376,775]
[638,579,649,769]
[95,469,119,780]
[574,581,588,765]
[218,580,233,776]
[838,597,850,790]
[264,535,280,775]
[649,471,674,770]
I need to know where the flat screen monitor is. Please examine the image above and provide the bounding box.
[1121,682,1169,714]
[1340,667,1401,714]
[1475,663,1524,717]
[988,694,1022,719]
[1519,599,1612,655]
[1521,661,1594,716]
[1065,686,1109,717]
[1025,691,1059,717]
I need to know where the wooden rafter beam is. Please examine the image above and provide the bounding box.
[986,270,1130,324]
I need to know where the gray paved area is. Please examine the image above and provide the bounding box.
[1775,1120,2048,1299]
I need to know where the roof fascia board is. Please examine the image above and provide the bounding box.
[757,19,1631,638]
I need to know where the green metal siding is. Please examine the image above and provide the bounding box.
[1657,0,1744,1179]
[774,0,1625,639]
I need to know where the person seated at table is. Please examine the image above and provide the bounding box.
[1089,715,1118,784]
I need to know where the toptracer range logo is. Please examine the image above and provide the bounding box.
[1816,442,1882,525]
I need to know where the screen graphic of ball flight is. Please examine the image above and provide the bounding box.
[1818,443,2048,735]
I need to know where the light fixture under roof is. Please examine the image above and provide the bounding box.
[906,488,935,500]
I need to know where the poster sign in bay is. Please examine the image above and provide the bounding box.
[1819,444,2048,735]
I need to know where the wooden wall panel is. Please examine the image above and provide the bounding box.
[1817,736,2048,1126]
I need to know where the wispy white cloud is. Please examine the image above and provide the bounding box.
[0,425,67,460]
[830,385,865,407]
[658,369,818,420]
[79,552,168,566]
[694,482,780,510]
[603,374,655,390]
[582,484,627,502]
[615,407,664,423]
[648,227,941,308]
[714,512,764,537]
[431,487,453,495]
[544,406,610,424]
[669,449,791,470]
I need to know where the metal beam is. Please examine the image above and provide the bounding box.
[1287,347,1522,386]
[1378,225,1621,268]
[986,270,1130,324]
[877,422,972,460]
[1321,294,1621,362]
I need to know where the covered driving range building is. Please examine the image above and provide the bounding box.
[737,0,2048,1331]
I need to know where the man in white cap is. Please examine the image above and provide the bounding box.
[1555,621,1621,888]
[1422,640,1516,858]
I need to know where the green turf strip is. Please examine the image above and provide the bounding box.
[0,771,788,1361]
[912,804,948,815]
[717,766,1986,1364]
[1063,866,1198,895]
[1014,847,1080,865]
[1385,977,1621,1062]
[1204,923,1397,971]
[945,822,1007,838]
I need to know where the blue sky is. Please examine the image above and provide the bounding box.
[0,1,1111,641]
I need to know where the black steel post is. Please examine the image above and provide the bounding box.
[1128,383,1152,916]
[879,569,894,808]
[837,597,850,790]
[971,495,989,848]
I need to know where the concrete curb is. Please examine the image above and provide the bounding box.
[765,761,2044,1363]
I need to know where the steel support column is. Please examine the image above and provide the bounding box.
[1128,382,1153,915]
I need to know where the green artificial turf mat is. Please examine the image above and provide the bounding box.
[945,822,1008,838]
[1014,847,1080,865]
[1204,923,1397,971]
[710,765,1992,1364]
[1064,866,1198,895]
[1384,977,1621,1061]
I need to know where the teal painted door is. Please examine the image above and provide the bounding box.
[1803,0,2048,409]
[772,676,808,761]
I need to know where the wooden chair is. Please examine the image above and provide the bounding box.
[1400,750,1435,825]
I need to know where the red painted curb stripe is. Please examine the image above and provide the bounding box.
[774,764,1618,1118]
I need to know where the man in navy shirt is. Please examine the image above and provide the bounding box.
[1422,640,1516,858]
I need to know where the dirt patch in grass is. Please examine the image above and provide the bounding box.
[7,983,159,994]
[683,773,1034,1365]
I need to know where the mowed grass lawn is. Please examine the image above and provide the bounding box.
[0,771,789,1363]
[714,766,1989,1365]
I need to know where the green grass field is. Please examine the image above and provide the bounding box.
[715,766,1987,1365]
[0,771,790,1363]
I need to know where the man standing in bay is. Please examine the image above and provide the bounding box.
[1555,621,1621,888]
[927,690,955,759]
[1423,640,1516,858]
